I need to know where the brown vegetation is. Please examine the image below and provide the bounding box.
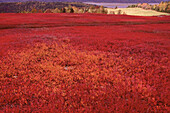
[0,1,95,13]
[128,1,170,13]
[0,1,108,14]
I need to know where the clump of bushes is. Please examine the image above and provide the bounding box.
[25,5,108,14]
[127,1,170,13]
[117,10,122,15]
[44,9,53,13]
[88,6,107,14]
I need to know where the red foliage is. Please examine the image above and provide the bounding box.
[0,13,169,112]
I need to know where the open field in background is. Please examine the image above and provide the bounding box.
[106,8,170,16]
[0,13,170,112]
[84,2,135,8]
[84,2,160,8]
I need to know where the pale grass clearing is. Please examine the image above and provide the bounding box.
[106,8,170,16]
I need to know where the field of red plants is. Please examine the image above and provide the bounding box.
[0,13,170,112]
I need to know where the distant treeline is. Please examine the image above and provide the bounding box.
[0,0,168,3]
[128,1,170,13]
[0,1,96,13]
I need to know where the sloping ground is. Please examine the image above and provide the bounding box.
[106,8,170,16]
[0,13,170,112]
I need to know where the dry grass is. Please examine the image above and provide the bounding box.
[106,8,170,16]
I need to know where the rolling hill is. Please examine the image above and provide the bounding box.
[0,0,169,3]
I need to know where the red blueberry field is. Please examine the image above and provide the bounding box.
[0,13,170,112]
